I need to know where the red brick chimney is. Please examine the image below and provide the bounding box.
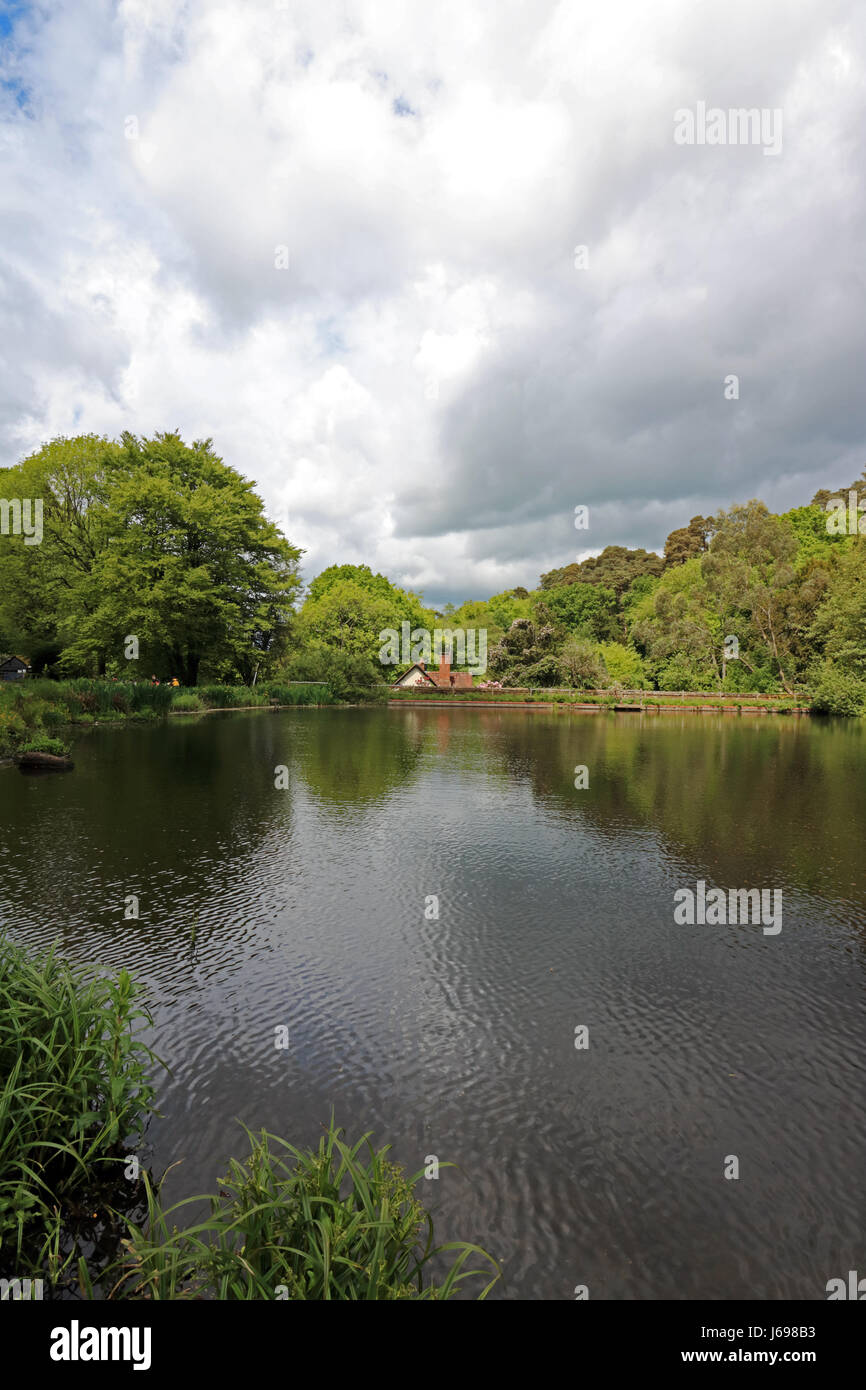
[438,649,451,687]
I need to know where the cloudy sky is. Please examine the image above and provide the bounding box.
[1,0,864,605]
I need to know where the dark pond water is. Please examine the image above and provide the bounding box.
[1,707,864,1299]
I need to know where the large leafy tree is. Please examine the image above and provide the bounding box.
[630,557,725,689]
[701,502,798,694]
[296,565,432,657]
[1,431,302,683]
[0,434,120,664]
[295,579,401,658]
[808,544,866,678]
[285,564,435,693]
[86,432,303,684]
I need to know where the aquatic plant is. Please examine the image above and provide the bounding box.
[109,1120,499,1301]
[170,693,204,711]
[0,934,159,1280]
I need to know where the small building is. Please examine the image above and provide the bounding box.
[0,655,29,682]
[391,655,474,691]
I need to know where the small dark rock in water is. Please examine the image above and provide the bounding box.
[14,751,74,771]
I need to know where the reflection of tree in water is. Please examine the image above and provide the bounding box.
[0,710,304,958]
[490,713,866,900]
[295,709,427,808]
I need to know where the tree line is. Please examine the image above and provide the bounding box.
[0,433,863,710]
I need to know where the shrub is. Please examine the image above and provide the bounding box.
[19,736,69,757]
[809,663,866,716]
[282,652,382,703]
[522,654,562,687]
[41,705,68,730]
[596,642,649,689]
[657,655,715,692]
[559,637,606,689]
[0,709,27,754]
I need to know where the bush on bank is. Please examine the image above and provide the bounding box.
[808,662,866,717]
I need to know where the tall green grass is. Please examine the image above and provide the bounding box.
[110,1121,499,1301]
[0,934,160,1281]
[170,692,204,711]
[261,682,332,707]
[1,937,497,1299]
[194,683,333,708]
[0,679,335,754]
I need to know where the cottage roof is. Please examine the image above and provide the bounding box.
[391,662,437,686]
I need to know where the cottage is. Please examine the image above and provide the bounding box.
[391,654,473,691]
[0,655,29,682]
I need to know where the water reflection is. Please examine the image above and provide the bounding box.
[0,707,863,1299]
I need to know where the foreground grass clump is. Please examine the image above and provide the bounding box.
[0,934,158,1279]
[109,1122,499,1301]
[1,937,495,1300]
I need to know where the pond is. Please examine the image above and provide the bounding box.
[1,706,864,1299]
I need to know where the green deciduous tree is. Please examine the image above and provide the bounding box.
[559,637,606,688]
[702,502,798,694]
[1,432,303,684]
[0,435,120,667]
[534,582,618,641]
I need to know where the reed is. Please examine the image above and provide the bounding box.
[170,693,204,711]
[0,933,160,1279]
[110,1121,500,1301]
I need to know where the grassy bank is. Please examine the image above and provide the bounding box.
[1,678,852,761]
[0,935,498,1300]
[0,679,333,759]
[386,686,806,712]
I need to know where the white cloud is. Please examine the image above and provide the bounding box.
[1,0,864,604]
